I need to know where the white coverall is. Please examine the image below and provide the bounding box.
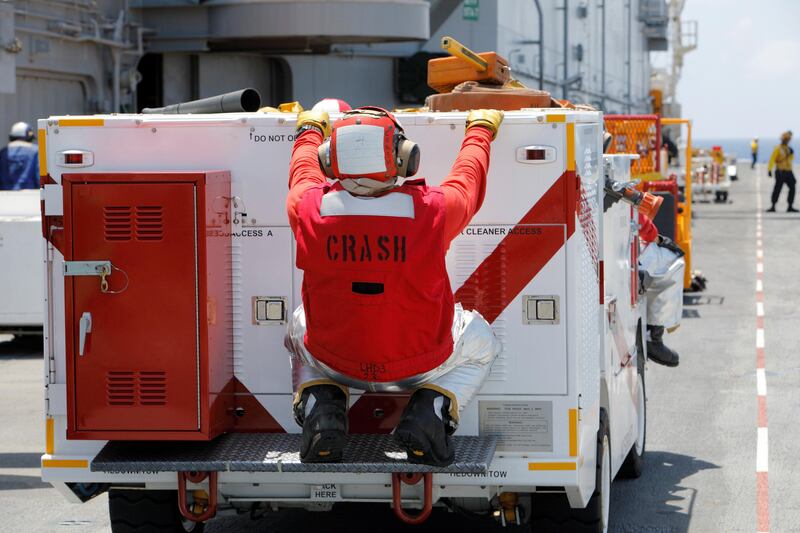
[639,243,685,330]
[286,304,502,423]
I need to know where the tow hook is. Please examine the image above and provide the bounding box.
[177,471,218,522]
[495,492,521,527]
[391,472,433,525]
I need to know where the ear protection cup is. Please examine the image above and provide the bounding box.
[317,141,336,179]
[396,137,420,177]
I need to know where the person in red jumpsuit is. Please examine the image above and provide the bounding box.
[638,213,684,367]
[286,106,503,465]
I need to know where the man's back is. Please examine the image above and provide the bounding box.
[0,140,39,190]
[294,179,455,382]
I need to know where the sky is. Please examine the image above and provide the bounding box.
[660,0,800,140]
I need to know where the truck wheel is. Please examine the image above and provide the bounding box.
[530,409,611,532]
[108,489,205,533]
[619,334,646,478]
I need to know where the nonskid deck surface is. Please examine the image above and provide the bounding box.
[91,433,497,474]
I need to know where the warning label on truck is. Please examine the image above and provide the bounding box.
[479,401,553,452]
[311,484,340,501]
[461,225,544,237]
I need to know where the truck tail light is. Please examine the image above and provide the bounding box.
[58,150,94,168]
[525,148,546,160]
[516,145,556,164]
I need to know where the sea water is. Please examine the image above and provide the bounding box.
[694,138,791,163]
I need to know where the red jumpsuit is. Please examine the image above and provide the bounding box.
[285,126,500,414]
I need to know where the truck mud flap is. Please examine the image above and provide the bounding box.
[90,433,497,474]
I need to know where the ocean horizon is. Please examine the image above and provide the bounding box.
[694,138,791,163]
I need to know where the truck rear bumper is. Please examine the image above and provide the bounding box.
[90,433,495,474]
[43,444,586,502]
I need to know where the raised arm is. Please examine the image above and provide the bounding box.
[440,110,503,243]
[287,111,332,232]
[638,212,658,243]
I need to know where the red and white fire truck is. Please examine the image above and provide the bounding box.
[39,104,648,532]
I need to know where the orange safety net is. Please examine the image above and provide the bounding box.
[604,115,661,176]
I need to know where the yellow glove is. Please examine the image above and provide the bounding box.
[279,101,304,113]
[259,101,304,114]
[296,110,331,138]
[466,109,504,140]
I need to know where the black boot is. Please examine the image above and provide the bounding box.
[294,385,348,463]
[788,206,799,213]
[647,326,679,367]
[394,388,456,467]
[767,205,776,212]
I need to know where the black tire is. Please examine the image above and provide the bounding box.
[108,489,205,533]
[619,326,646,478]
[530,409,610,532]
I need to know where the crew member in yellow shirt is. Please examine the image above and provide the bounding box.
[751,138,758,169]
[767,131,796,213]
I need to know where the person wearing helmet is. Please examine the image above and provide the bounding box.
[767,131,796,213]
[0,122,39,190]
[285,106,504,466]
[751,137,759,170]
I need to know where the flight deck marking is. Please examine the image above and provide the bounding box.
[755,173,769,533]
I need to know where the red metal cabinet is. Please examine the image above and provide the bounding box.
[63,172,233,440]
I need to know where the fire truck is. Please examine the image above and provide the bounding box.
[38,98,650,532]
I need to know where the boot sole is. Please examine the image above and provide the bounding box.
[394,426,454,467]
[301,430,346,463]
[648,356,679,367]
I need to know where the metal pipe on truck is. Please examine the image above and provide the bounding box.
[604,172,663,220]
[141,88,261,114]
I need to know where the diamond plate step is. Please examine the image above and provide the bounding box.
[91,433,497,474]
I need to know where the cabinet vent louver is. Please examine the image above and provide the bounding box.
[103,206,132,241]
[135,206,164,241]
[106,371,135,405]
[107,371,167,406]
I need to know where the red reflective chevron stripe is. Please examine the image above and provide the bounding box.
[455,171,577,323]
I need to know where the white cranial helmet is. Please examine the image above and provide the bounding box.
[10,122,33,141]
[311,99,352,113]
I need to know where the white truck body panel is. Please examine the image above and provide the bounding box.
[0,189,44,329]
